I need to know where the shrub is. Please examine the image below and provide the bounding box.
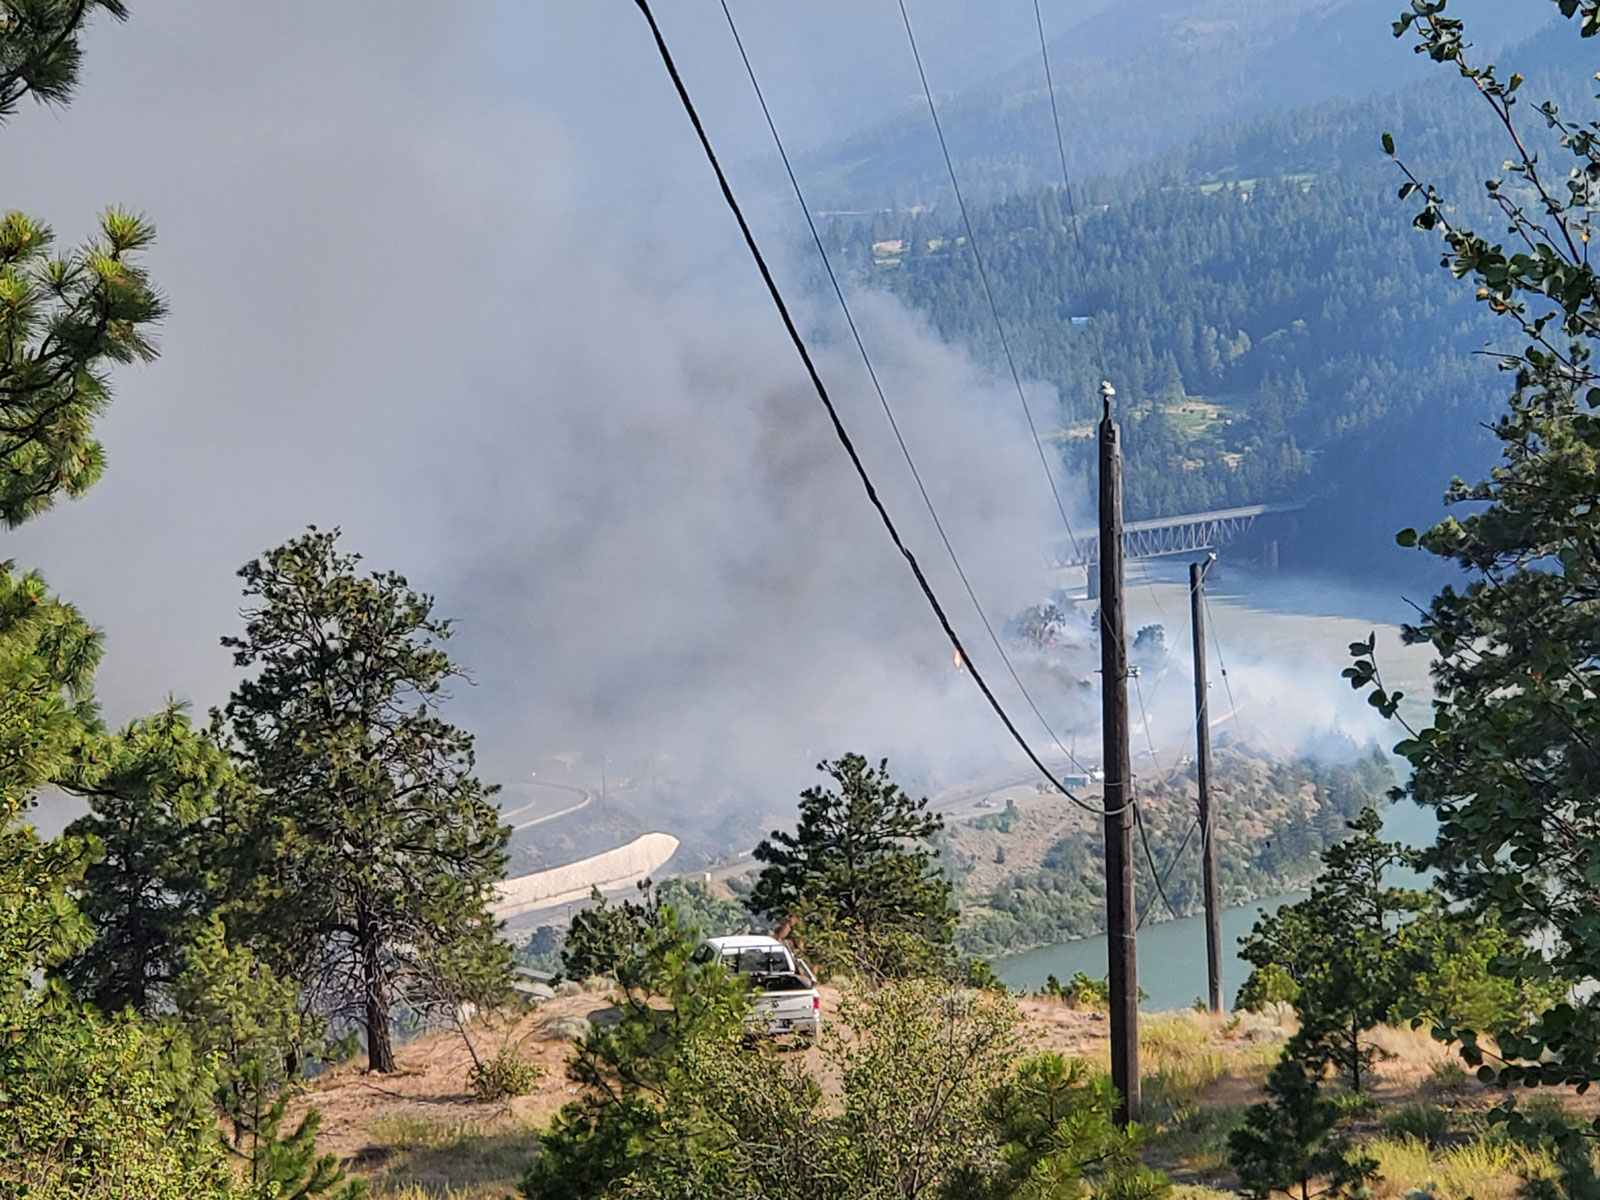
[965,957,1010,992]
[1041,972,1111,1010]
[1235,962,1299,1012]
[1427,1058,1468,1094]
[1328,1091,1381,1119]
[469,1048,545,1102]
[1382,1104,1452,1145]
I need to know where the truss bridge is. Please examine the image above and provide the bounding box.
[1055,501,1306,569]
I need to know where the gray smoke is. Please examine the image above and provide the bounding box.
[3,2,1090,835]
[3,2,1446,848]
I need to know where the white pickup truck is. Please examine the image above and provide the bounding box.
[694,934,821,1040]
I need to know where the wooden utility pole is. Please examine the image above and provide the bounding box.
[1190,555,1223,1016]
[1098,380,1140,1126]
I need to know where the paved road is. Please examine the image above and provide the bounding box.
[930,760,1104,823]
[499,780,593,831]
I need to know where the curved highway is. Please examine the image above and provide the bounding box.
[498,779,593,831]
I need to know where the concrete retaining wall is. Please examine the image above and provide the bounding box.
[491,832,680,920]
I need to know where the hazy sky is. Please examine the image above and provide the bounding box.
[4,2,1099,808]
[2,1,1548,822]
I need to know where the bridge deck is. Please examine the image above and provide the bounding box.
[1118,500,1306,536]
[1057,500,1305,567]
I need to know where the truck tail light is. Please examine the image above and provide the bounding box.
[812,996,820,1010]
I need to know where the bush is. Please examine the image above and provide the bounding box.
[1235,962,1299,1012]
[973,808,1017,834]
[1382,1104,1452,1145]
[468,1048,545,1102]
[562,885,655,981]
[653,877,748,938]
[1426,1058,1468,1094]
[964,957,1010,992]
[1040,972,1112,1010]
[1327,1091,1381,1119]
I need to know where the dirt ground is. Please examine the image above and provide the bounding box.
[296,987,1235,1170]
[292,989,619,1163]
[295,987,1592,1199]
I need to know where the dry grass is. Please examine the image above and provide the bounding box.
[308,982,1588,1200]
[1144,1013,1229,1110]
[1171,1187,1239,1200]
[1366,1134,1552,1200]
[1133,1011,1289,1188]
[357,1111,541,1199]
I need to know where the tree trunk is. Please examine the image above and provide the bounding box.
[360,910,395,1073]
[1350,1015,1361,1093]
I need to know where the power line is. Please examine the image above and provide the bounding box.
[1137,813,1198,931]
[1032,0,1201,935]
[1029,2,1179,637]
[1031,0,1110,388]
[717,0,1090,779]
[1132,671,1191,923]
[1133,566,1200,723]
[1132,667,1164,774]
[1133,801,1181,922]
[895,0,1083,562]
[1202,588,1247,741]
[628,0,1126,817]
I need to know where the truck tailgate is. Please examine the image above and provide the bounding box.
[748,973,820,1034]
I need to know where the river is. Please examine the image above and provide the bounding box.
[990,562,1440,1009]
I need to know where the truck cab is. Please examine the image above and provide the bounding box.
[694,934,821,1039]
[694,934,799,976]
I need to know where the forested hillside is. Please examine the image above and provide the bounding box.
[797,0,1546,210]
[826,21,1594,579]
[946,745,1394,957]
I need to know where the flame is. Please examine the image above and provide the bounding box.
[953,649,964,672]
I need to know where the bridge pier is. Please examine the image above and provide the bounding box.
[1261,539,1279,571]
[1087,566,1100,600]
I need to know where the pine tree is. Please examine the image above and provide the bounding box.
[0,9,270,1191]
[562,883,658,983]
[747,754,955,978]
[173,919,362,1200]
[1228,1057,1378,1200]
[220,529,511,1072]
[60,705,245,1014]
[1239,809,1423,1091]
[0,0,163,1004]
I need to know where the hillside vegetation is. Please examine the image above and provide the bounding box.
[825,20,1598,579]
[946,746,1393,956]
[796,0,1548,209]
[302,983,1597,1200]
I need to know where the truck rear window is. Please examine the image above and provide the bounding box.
[723,949,791,975]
